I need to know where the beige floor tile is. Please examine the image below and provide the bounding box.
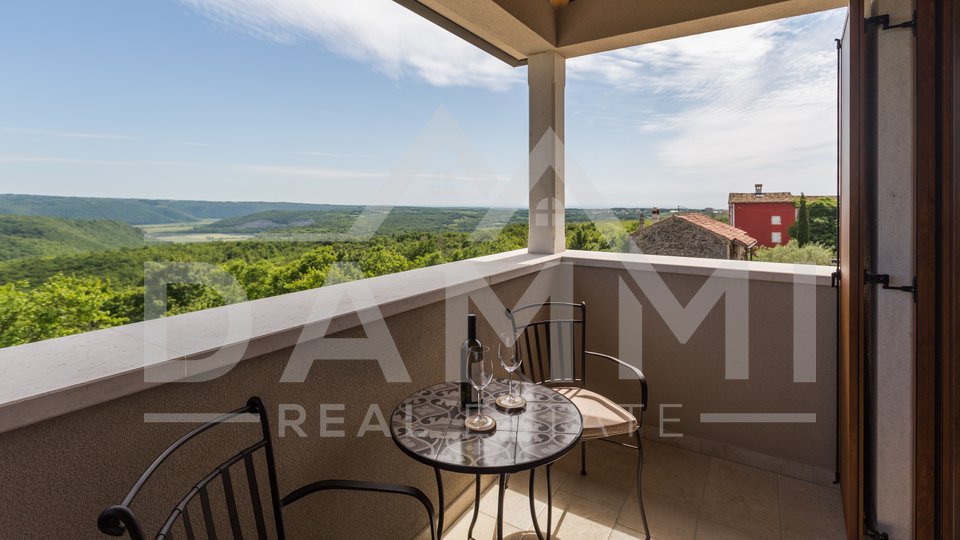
[555,440,635,473]
[619,488,696,540]
[517,465,569,498]
[694,518,768,540]
[436,444,841,540]
[643,440,711,507]
[478,475,546,531]
[699,458,780,539]
[537,490,620,540]
[546,467,573,496]
[554,445,583,474]
[778,475,842,502]
[607,523,652,539]
[559,471,634,511]
[556,445,637,510]
[779,476,845,540]
[444,509,522,540]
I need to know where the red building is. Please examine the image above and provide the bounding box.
[728,184,796,248]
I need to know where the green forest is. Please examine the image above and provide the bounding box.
[0,215,146,261]
[0,194,835,349]
[0,218,640,348]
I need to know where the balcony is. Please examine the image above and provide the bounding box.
[448,439,845,540]
[0,250,840,538]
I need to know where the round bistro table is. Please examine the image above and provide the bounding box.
[390,378,583,540]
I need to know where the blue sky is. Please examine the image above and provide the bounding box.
[0,0,846,208]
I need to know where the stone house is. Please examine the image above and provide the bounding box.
[631,212,758,260]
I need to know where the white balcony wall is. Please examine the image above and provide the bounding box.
[568,253,838,480]
[0,252,837,537]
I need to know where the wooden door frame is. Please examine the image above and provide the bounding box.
[916,0,958,537]
[843,0,958,535]
[941,4,959,534]
[915,0,938,536]
[839,1,866,537]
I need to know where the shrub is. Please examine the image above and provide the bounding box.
[753,239,834,265]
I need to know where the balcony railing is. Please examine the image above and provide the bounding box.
[0,250,838,538]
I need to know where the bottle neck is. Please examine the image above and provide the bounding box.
[467,314,477,341]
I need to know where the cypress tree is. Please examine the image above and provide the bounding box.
[796,193,811,246]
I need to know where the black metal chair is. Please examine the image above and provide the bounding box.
[98,396,436,540]
[507,301,650,539]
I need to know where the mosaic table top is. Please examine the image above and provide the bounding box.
[390,378,583,474]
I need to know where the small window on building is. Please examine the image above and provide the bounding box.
[772,232,782,244]
[771,215,781,225]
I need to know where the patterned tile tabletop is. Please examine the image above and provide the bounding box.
[390,379,583,473]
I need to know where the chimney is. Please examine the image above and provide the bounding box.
[754,183,763,197]
[651,207,661,223]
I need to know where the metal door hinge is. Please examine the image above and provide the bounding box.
[865,11,917,36]
[831,270,840,288]
[864,271,918,302]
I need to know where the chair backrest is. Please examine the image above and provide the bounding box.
[506,301,587,387]
[98,396,286,540]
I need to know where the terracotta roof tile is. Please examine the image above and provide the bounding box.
[674,213,758,246]
[728,192,795,204]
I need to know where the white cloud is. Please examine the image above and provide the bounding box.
[567,10,846,202]
[177,0,520,90]
[569,20,781,101]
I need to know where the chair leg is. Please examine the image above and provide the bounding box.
[635,431,650,540]
[580,441,587,476]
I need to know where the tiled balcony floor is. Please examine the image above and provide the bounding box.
[443,439,845,540]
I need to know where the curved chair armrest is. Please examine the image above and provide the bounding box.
[585,350,649,412]
[282,479,436,540]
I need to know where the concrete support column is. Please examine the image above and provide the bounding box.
[527,51,565,254]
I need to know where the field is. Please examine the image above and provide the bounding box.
[139,220,256,243]
[151,233,256,243]
[138,220,218,235]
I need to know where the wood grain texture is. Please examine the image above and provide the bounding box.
[838,3,865,537]
[938,2,959,537]
[915,0,939,536]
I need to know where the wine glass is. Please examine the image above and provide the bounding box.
[465,345,495,432]
[497,331,526,409]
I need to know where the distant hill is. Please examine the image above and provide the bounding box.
[0,194,349,225]
[196,206,511,236]
[0,215,147,262]
[197,207,649,236]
